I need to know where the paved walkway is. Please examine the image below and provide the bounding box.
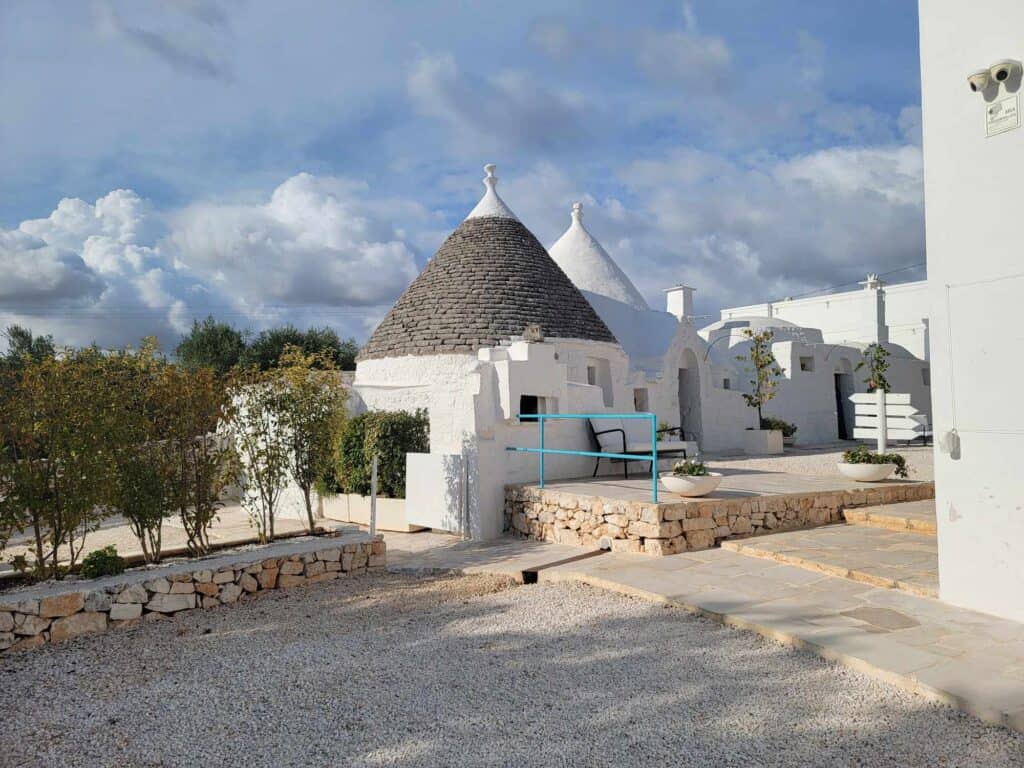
[384,531,1024,734]
[845,499,937,534]
[721,523,939,597]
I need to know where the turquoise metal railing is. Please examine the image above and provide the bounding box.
[506,412,659,503]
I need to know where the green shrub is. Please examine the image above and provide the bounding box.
[842,445,909,478]
[79,546,127,579]
[672,458,709,477]
[760,416,797,437]
[336,409,429,498]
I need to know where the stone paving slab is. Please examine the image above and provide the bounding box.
[844,499,937,535]
[535,546,1024,733]
[720,523,939,597]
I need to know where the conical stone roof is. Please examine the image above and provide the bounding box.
[359,167,617,361]
[549,202,650,310]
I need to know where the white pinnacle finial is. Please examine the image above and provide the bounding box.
[571,202,583,225]
[466,162,518,221]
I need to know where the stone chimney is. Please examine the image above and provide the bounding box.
[664,285,696,322]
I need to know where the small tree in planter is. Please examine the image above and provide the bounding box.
[856,343,891,392]
[277,346,347,531]
[736,329,784,424]
[224,369,290,544]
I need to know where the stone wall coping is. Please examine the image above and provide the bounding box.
[3,531,380,602]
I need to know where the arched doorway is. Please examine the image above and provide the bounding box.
[678,348,703,445]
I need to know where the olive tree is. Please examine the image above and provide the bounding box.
[277,347,347,530]
[152,364,234,556]
[223,369,290,543]
[0,349,115,578]
[856,342,892,393]
[736,328,784,424]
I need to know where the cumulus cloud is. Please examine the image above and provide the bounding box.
[0,176,422,349]
[407,52,588,152]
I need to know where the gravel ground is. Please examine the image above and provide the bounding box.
[1,572,1019,768]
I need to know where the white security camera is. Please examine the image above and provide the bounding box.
[989,59,1022,84]
[968,70,992,93]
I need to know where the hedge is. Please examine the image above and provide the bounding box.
[336,409,429,498]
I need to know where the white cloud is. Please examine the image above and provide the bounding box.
[0,175,423,349]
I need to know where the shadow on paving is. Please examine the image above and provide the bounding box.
[0,572,1021,768]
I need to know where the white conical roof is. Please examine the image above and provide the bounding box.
[465,164,518,221]
[548,202,649,310]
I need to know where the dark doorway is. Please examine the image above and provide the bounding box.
[834,373,854,439]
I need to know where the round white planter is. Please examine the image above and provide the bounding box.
[836,462,896,482]
[660,472,723,497]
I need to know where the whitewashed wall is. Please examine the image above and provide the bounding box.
[920,0,1024,622]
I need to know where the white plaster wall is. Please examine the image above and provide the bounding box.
[920,0,1024,622]
[882,282,931,360]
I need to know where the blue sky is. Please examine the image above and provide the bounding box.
[0,0,925,348]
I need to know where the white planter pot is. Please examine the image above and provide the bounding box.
[660,472,723,497]
[836,462,896,482]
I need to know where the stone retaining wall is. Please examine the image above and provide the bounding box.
[505,482,935,556]
[0,534,385,654]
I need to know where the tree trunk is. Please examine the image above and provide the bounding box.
[302,485,315,532]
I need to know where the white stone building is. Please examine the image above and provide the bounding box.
[351,165,932,539]
[919,0,1024,623]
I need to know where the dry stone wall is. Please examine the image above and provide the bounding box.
[505,482,935,556]
[0,535,385,654]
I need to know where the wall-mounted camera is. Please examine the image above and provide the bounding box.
[969,59,1022,96]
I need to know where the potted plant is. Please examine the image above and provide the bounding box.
[736,329,785,454]
[761,416,797,446]
[837,445,910,482]
[660,458,723,497]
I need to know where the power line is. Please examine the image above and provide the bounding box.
[779,262,926,302]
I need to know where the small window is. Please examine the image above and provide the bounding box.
[799,356,815,372]
[633,387,649,412]
[586,365,597,386]
[922,368,930,386]
[722,378,731,390]
[519,395,548,419]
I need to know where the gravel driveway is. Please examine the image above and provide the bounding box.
[1,572,1020,767]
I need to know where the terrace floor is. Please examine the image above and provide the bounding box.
[534,467,921,505]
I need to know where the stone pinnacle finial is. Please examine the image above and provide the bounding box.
[571,202,583,224]
[484,164,497,189]
[465,163,518,221]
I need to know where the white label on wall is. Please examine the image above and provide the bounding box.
[986,93,1020,137]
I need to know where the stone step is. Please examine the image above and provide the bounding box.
[843,499,936,535]
[721,524,938,598]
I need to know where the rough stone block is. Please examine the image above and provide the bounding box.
[368,554,386,568]
[685,530,715,551]
[682,517,715,532]
[306,572,338,584]
[83,590,111,613]
[109,602,143,621]
[11,635,46,652]
[610,538,643,554]
[14,615,50,636]
[219,583,242,604]
[278,574,307,589]
[0,632,14,650]
[213,570,235,584]
[40,592,85,618]
[304,561,326,578]
[0,612,13,632]
[243,563,263,575]
[145,577,171,594]
[50,612,106,643]
[169,581,195,595]
[194,569,213,583]
[238,574,259,593]
[202,596,220,609]
[146,593,197,613]
[280,560,304,576]
[116,584,148,604]
[195,582,219,597]
[258,568,279,590]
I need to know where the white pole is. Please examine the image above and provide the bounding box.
[876,388,888,453]
[369,454,378,538]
